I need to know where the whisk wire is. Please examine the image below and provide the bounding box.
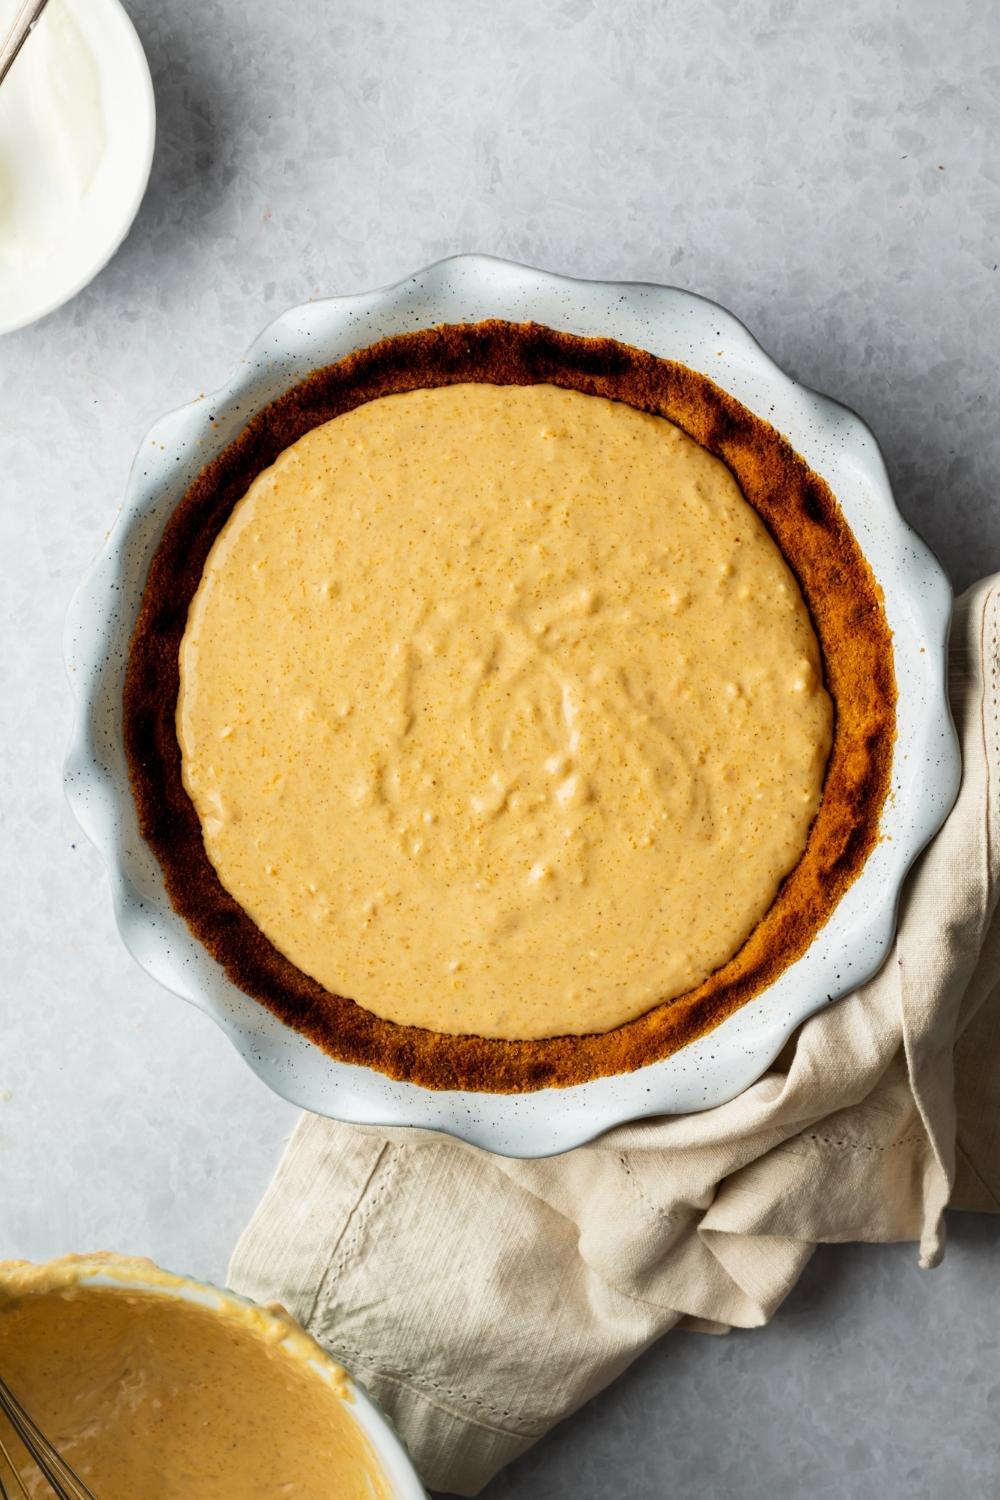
[0,1376,98,1500]
[0,1427,32,1499]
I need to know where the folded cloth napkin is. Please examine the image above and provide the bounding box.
[229,576,1000,1498]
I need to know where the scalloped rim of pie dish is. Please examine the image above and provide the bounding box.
[123,319,895,1093]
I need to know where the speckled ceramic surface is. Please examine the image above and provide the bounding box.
[64,254,960,1157]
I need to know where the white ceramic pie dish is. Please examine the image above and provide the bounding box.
[64,254,960,1157]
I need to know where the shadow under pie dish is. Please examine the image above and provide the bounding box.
[123,316,893,1093]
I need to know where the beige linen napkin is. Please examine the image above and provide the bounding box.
[230,577,1000,1498]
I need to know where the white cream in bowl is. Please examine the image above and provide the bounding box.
[0,0,154,333]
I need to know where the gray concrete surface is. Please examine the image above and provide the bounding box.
[2,1,998,1495]
[476,1215,1000,1500]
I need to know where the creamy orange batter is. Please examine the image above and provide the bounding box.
[0,1259,391,1500]
[178,382,832,1040]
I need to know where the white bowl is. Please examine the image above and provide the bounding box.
[64,254,960,1157]
[0,0,155,334]
[0,1254,427,1498]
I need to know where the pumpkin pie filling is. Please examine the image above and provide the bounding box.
[0,1259,391,1500]
[177,383,832,1040]
[124,320,895,1090]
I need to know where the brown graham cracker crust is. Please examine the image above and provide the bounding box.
[124,320,896,1093]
